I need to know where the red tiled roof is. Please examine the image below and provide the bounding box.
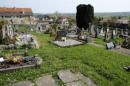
[0,7,32,13]
[0,7,33,16]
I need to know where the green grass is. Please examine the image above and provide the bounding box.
[93,36,107,46]
[0,32,130,86]
[13,26,30,32]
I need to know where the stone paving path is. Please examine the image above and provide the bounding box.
[11,81,34,86]
[58,70,78,83]
[35,75,57,86]
[11,70,97,86]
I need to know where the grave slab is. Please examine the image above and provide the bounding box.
[11,81,34,86]
[35,75,57,86]
[53,39,83,47]
[76,72,97,86]
[66,81,85,86]
[57,70,78,83]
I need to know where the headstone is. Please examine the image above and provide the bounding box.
[104,31,109,41]
[107,27,109,33]
[55,30,67,41]
[121,29,124,36]
[124,28,128,35]
[122,37,130,49]
[106,42,114,49]
[78,30,87,40]
[95,28,99,38]
[89,25,95,37]
[112,30,116,39]
[36,24,43,32]
[5,25,14,39]
[99,28,105,36]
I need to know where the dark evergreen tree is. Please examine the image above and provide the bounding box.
[76,4,94,31]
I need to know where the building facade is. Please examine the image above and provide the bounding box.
[0,7,34,25]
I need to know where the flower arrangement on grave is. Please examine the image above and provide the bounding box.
[6,54,23,63]
[61,37,66,41]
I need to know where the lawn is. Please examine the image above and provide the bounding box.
[0,32,130,86]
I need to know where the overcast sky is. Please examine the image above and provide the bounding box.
[0,0,130,13]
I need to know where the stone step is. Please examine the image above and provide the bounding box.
[57,70,78,83]
[35,75,58,86]
[66,81,85,86]
[11,81,34,86]
[76,72,97,86]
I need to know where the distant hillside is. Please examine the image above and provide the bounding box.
[95,12,130,16]
[34,12,130,18]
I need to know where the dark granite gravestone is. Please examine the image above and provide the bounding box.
[95,28,99,38]
[122,37,130,49]
[55,30,67,41]
[106,42,114,49]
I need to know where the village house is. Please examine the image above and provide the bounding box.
[59,16,69,26]
[0,7,35,25]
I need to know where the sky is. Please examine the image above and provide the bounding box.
[0,0,130,13]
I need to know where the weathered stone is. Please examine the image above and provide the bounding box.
[106,42,114,49]
[11,81,34,86]
[58,70,78,83]
[76,72,97,86]
[66,81,85,86]
[29,42,36,49]
[35,75,57,86]
[53,39,83,47]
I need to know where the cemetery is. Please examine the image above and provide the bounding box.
[0,1,130,86]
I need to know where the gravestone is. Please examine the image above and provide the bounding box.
[124,28,128,35]
[36,24,43,32]
[122,37,130,49]
[55,30,67,41]
[104,31,109,41]
[112,30,116,39]
[95,28,99,38]
[99,28,104,36]
[121,29,124,36]
[89,25,95,37]
[107,27,109,33]
[78,30,87,40]
[106,42,114,49]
